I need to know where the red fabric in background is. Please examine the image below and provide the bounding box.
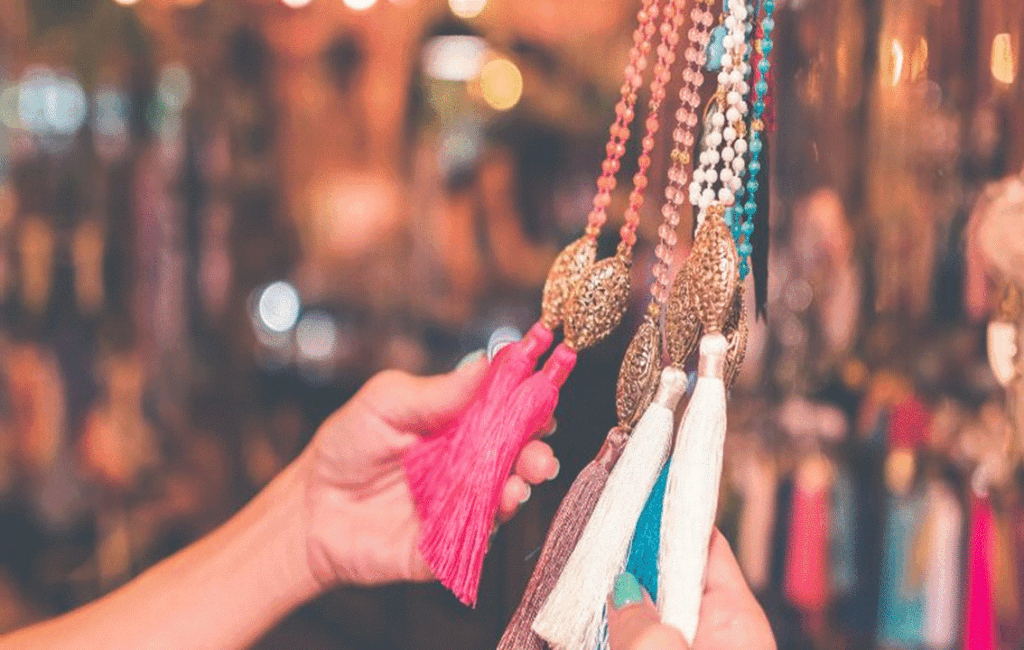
[965,495,998,650]
[998,503,1024,647]
[888,395,930,451]
[784,479,829,634]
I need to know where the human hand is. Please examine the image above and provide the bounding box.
[608,530,775,650]
[297,355,560,588]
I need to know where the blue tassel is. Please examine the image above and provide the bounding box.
[626,462,671,601]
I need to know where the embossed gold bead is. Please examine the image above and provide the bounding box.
[616,314,662,428]
[541,236,598,330]
[996,281,1023,322]
[723,287,748,389]
[690,204,740,332]
[563,253,631,351]
[664,262,702,367]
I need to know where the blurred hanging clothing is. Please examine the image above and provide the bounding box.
[920,479,963,650]
[876,491,925,649]
[964,495,998,650]
[784,458,831,635]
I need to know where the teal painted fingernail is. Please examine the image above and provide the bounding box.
[455,349,485,369]
[612,572,643,609]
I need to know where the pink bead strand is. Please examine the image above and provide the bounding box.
[618,0,689,256]
[649,0,714,306]
[586,0,662,240]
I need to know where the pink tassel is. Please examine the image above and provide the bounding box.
[404,323,553,524]
[497,426,629,649]
[965,495,998,650]
[419,344,578,606]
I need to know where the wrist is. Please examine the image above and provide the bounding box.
[251,453,324,605]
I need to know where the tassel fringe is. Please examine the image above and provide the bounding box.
[419,343,576,606]
[497,426,630,650]
[404,324,553,526]
[659,333,729,644]
[533,368,687,650]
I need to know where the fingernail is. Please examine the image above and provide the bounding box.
[612,572,644,609]
[488,326,522,361]
[519,484,532,504]
[456,349,485,370]
[547,458,560,481]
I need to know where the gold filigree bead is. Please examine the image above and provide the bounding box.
[616,314,663,429]
[664,262,702,367]
[541,236,598,330]
[563,253,631,351]
[690,204,740,332]
[996,281,1024,322]
[723,287,748,389]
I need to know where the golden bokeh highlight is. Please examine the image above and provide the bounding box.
[479,58,522,111]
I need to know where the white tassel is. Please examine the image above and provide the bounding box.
[533,367,688,650]
[658,333,729,645]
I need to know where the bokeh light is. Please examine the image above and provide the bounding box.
[422,36,487,82]
[45,76,88,134]
[296,310,338,361]
[479,57,522,111]
[257,281,301,333]
[113,0,140,5]
[158,63,192,112]
[991,33,1015,85]
[889,39,904,85]
[281,0,312,7]
[448,0,486,19]
[13,67,88,135]
[93,87,129,137]
[342,0,378,10]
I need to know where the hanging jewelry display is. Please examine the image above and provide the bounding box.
[503,2,707,646]
[625,0,771,607]
[656,0,770,642]
[404,0,668,607]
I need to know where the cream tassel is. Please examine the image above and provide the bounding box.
[532,367,688,650]
[658,332,729,644]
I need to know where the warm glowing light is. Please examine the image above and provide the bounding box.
[282,0,312,7]
[422,36,487,81]
[910,37,928,81]
[258,281,301,333]
[890,39,904,86]
[342,0,377,10]
[449,0,486,19]
[480,58,523,111]
[991,33,1015,85]
[114,0,140,5]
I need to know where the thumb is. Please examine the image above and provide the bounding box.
[364,354,488,431]
[608,573,689,650]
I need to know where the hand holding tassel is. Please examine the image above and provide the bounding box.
[605,533,775,650]
[418,344,578,605]
[403,323,553,524]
